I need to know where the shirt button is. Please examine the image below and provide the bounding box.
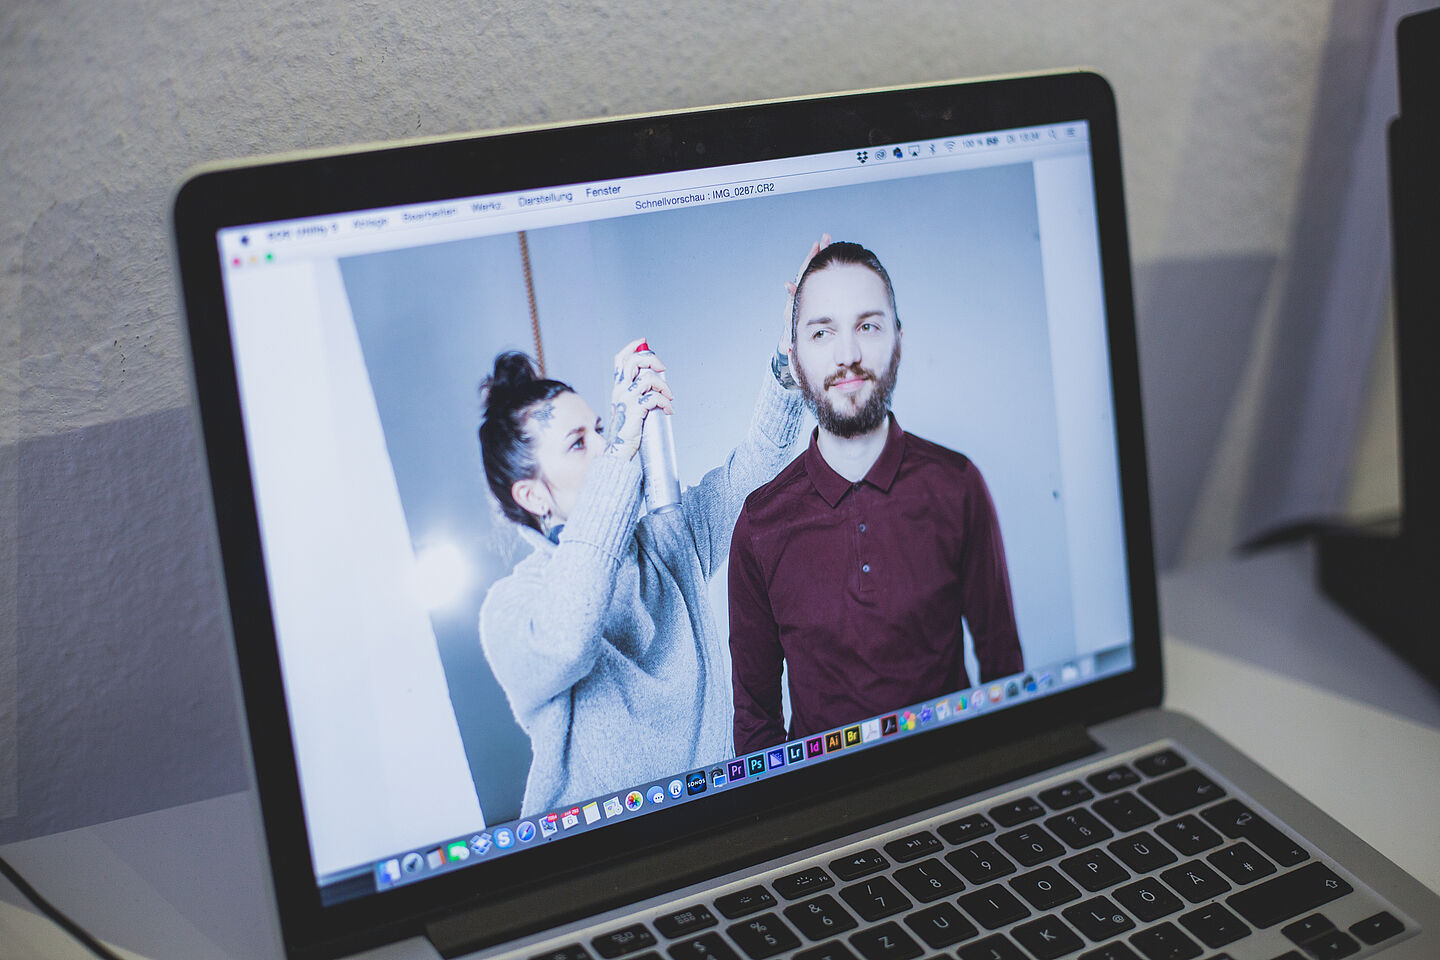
[861,563,871,573]
[858,523,867,533]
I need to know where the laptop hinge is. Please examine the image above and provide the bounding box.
[427,723,1098,958]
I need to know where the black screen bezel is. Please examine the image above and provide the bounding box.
[172,71,1162,959]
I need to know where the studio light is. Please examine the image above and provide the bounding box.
[412,539,470,612]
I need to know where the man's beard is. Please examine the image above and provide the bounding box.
[795,341,901,440]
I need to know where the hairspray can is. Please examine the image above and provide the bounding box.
[635,341,681,514]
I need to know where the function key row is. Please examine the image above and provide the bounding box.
[716,887,778,919]
[883,831,942,863]
[545,749,1326,960]
[934,747,1189,842]
[566,842,1316,960]
[773,867,834,900]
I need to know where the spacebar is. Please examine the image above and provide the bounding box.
[1226,862,1353,928]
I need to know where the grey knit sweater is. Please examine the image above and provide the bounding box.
[480,374,804,817]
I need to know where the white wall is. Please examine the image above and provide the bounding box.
[4,0,1400,839]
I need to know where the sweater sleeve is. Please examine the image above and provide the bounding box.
[479,454,644,723]
[682,372,805,580]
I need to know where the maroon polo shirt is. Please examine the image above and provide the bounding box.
[729,415,1023,754]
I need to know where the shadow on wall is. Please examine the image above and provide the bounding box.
[1,408,246,844]
[1134,255,1276,570]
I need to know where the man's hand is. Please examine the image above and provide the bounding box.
[772,233,829,389]
[603,338,675,461]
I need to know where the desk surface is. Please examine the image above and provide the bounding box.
[3,545,1438,959]
[1160,542,1440,895]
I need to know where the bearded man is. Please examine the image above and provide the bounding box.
[728,240,1024,755]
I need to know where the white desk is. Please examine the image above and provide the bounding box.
[3,546,1438,959]
[1164,638,1440,894]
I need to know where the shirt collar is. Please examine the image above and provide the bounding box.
[803,414,906,507]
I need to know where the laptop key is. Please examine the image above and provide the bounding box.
[947,841,1017,883]
[533,945,592,960]
[1087,766,1140,794]
[1128,921,1201,960]
[1059,849,1130,891]
[1205,842,1275,885]
[958,883,1031,929]
[1200,801,1308,867]
[903,902,978,948]
[996,825,1067,866]
[1039,781,1095,811]
[784,894,857,941]
[655,906,718,939]
[1134,749,1187,778]
[990,797,1046,827]
[939,813,997,845]
[1225,862,1352,929]
[894,858,965,901]
[593,925,658,958]
[1176,904,1248,949]
[726,913,800,959]
[840,875,912,921]
[1010,865,1082,910]
[1154,816,1221,857]
[1159,862,1231,903]
[1011,914,1085,960]
[1046,808,1115,849]
[1348,910,1404,945]
[715,886,777,919]
[1280,912,1335,945]
[1109,832,1177,873]
[1093,793,1160,832]
[1077,943,1141,960]
[1297,930,1360,960]
[830,849,890,881]
[1062,896,1136,942]
[957,933,1027,960]
[849,922,923,960]
[774,867,835,900]
[1113,877,1184,922]
[1138,771,1225,816]
[885,831,943,863]
[794,942,859,960]
[668,933,739,960]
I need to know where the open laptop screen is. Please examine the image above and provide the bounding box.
[190,79,1147,919]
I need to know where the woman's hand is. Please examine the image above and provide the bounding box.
[773,233,829,389]
[602,338,675,460]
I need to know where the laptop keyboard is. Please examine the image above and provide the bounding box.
[512,745,1417,960]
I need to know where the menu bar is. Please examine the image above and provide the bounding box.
[218,122,1090,267]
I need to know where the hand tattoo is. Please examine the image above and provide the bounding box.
[771,349,798,389]
[614,365,624,384]
[604,401,626,451]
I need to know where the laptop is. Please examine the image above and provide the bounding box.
[172,72,1438,960]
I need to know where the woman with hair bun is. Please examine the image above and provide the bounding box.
[478,239,823,817]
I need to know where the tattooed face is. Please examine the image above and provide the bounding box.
[519,391,605,524]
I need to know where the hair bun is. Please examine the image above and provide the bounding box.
[476,353,573,531]
[481,351,541,413]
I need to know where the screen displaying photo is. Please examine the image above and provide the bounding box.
[217,127,1133,888]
